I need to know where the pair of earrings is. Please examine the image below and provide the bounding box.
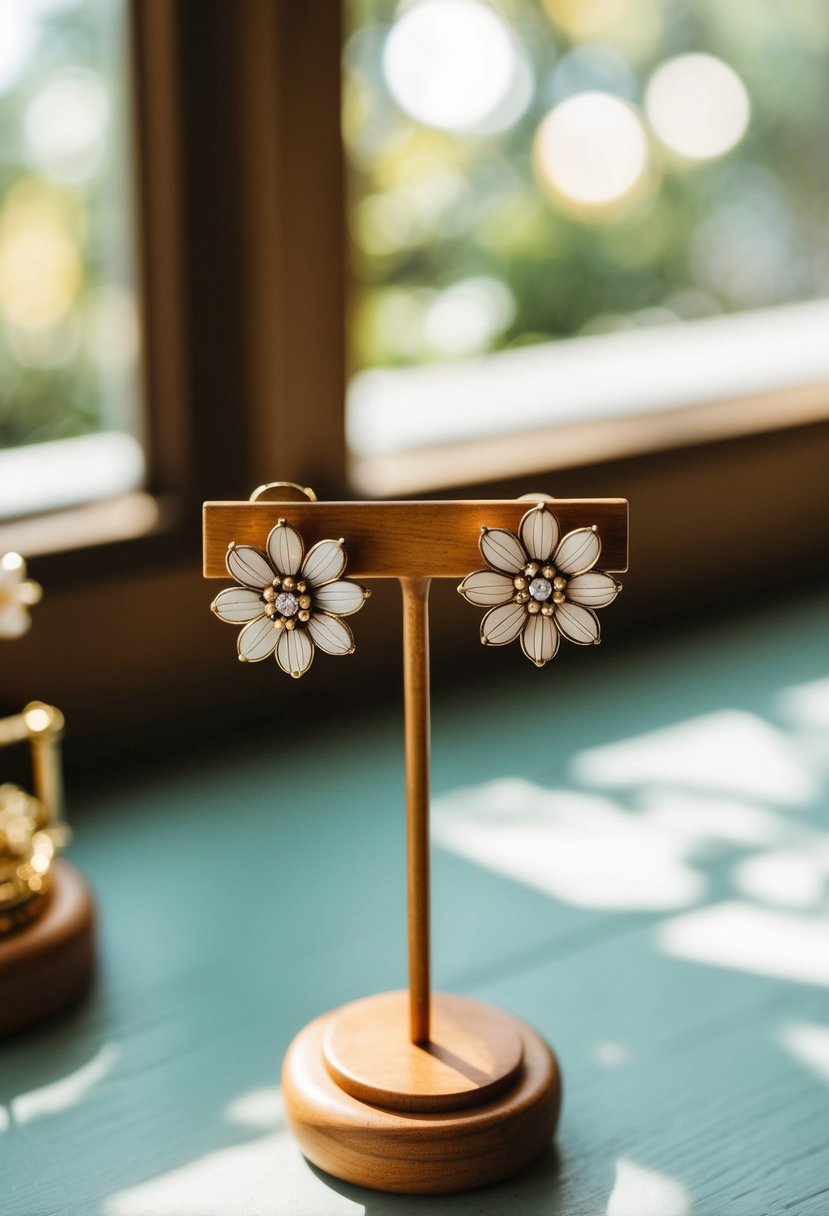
[210,502,622,678]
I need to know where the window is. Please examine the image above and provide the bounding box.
[1,3,352,738]
[343,0,829,491]
[0,0,143,520]
[2,2,827,745]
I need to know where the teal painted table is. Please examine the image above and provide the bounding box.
[3,594,829,1215]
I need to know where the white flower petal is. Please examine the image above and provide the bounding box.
[307,612,354,656]
[267,521,304,577]
[0,606,30,638]
[521,613,559,667]
[519,505,560,563]
[226,545,273,590]
[457,570,515,607]
[19,579,42,606]
[565,571,620,608]
[302,539,346,587]
[211,587,266,623]
[555,601,600,645]
[479,528,527,575]
[238,616,279,662]
[0,552,25,580]
[312,580,367,617]
[276,626,314,677]
[481,600,527,646]
[554,527,601,575]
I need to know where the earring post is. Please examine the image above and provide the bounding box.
[400,577,431,1045]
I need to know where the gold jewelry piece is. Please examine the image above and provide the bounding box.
[211,519,370,678]
[0,702,69,935]
[0,783,70,929]
[458,502,622,667]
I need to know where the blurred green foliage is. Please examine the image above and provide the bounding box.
[0,0,135,452]
[5,1,828,453]
[345,0,829,370]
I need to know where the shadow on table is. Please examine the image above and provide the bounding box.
[307,1145,575,1215]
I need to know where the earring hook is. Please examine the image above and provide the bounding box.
[249,482,318,504]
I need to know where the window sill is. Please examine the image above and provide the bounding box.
[348,301,829,496]
[0,492,162,560]
[0,432,146,521]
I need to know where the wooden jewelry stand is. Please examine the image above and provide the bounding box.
[203,493,628,1194]
[0,703,95,1037]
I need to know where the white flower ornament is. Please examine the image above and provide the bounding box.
[0,553,42,640]
[458,503,622,667]
[211,520,370,678]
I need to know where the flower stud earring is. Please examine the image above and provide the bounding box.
[210,520,370,678]
[0,553,42,639]
[458,502,621,668]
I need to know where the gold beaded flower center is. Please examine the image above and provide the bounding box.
[263,576,313,630]
[512,561,569,617]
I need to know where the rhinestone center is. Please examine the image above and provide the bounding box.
[529,577,552,602]
[275,591,299,617]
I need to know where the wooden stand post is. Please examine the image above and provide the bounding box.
[401,576,431,1045]
[203,494,628,1194]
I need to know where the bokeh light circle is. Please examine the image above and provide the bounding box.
[534,92,648,207]
[424,276,516,357]
[383,0,518,133]
[25,69,109,184]
[645,53,750,160]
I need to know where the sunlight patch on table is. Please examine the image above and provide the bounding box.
[592,1041,630,1068]
[659,902,829,986]
[732,849,828,909]
[637,790,787,848]
[778,1022,829,1084]
[433,779,704,909]
[606,1157,690,1216]
[11,1042,118,1126]
[572,710,816,806]
[224,1086,284,1130]
[105,1087,362,1216]
[776,675,829,776]
[104,1133,363,1216]
[776,675,829,730]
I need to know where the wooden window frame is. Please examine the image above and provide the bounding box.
[2,0,828,749]
[1,1,348,739]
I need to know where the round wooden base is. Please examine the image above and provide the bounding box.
[0,861,95,1038]
[282,990,561,1195]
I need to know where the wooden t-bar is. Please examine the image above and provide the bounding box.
[203,499,629,579]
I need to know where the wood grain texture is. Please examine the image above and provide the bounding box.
[0,861,95,1037]
[284,999,561,1194]
[322,990,524,1113]
[203,499,629,578]
[402,578,431,1044]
